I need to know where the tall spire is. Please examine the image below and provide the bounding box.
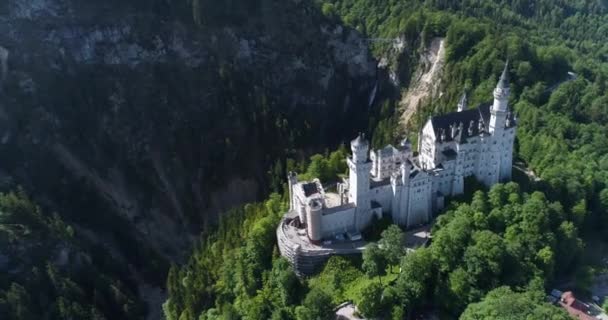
[457,89,468,112]
[490,59,510,133]
[497,59,510,89]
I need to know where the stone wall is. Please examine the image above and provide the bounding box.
[277,215,363,277]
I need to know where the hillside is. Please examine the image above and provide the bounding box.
[0,0,392,319]
[164,1,608,320]
[2,0,608,319]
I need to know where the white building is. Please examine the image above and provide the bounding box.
[285,62,516,243]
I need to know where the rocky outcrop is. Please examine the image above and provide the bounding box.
[399,37,446,129]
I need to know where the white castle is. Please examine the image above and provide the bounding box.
[278,62,516,274]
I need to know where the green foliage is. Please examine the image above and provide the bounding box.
[370,100,400,149]
[308,256,364,305]
[394,248,435,308]
[0,191,145,320]
[164,193,292,320]
[362,243,387,280]
[299,146,349,182]
[460,287,570,320]
[294,288,333,320]
[379,225,405,268]
[355,282,384,318]
[432,185,582,314]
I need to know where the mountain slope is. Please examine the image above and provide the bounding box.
[0,1,389,318]
[0,0,379,262]
[163,1,608,319]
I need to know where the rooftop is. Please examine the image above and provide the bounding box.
[351,133,369,147]
[498,60,510,89]
[302,182,320,197]
[323,203,357,216]
[370,177,391,188]
[430,102,516,144]
[377,144,399,157]
[559,291,596,320]
[442,148,457,160]
[324,192,343,209]
[430,103,491,142]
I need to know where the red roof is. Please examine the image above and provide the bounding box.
[559,292,595,320]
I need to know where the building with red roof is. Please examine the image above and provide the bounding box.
[559,291,596,320]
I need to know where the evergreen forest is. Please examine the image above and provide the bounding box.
[2,0,608,319]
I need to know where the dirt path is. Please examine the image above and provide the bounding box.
[399,38,446,130]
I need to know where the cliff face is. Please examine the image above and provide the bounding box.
[399,37,447,129]
[0,0,377,266]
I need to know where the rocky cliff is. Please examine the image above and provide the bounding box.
[0,0,378,282]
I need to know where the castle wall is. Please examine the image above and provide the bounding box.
[355,205,375,233]
[371,149,408,180]
[437,161,455,196]
[370,184,393,214]
[499,127,515,181]
[391,184,407,226]
[473,134,497,187]
[320,206,356,238]
[407,174,432,227]
[277,214,363,277]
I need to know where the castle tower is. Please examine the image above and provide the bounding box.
[489,61,510,134]
[393,162,411,226]
[483,61,511,186]
[457,90,468,112]
[347,133,372,231]
[348,133,371,204]
[401,160,411,186]
[306,199,323,244]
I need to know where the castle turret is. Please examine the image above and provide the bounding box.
[401,161,411,186]
[306,199,323,244]
[351,133,369,163]
[347,133,372,231]
[391,161,411,226]
[348,133,371,206]
[489,61,510,134]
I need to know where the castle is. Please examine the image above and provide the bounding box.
[278,62,516,275]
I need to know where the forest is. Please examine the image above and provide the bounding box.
[0,191,147,319]
[0,0,378,319]
[2,0,608,319]
[164,0,608,319]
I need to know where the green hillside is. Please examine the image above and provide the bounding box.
[2,0,608,319]
[164,1,608,319]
